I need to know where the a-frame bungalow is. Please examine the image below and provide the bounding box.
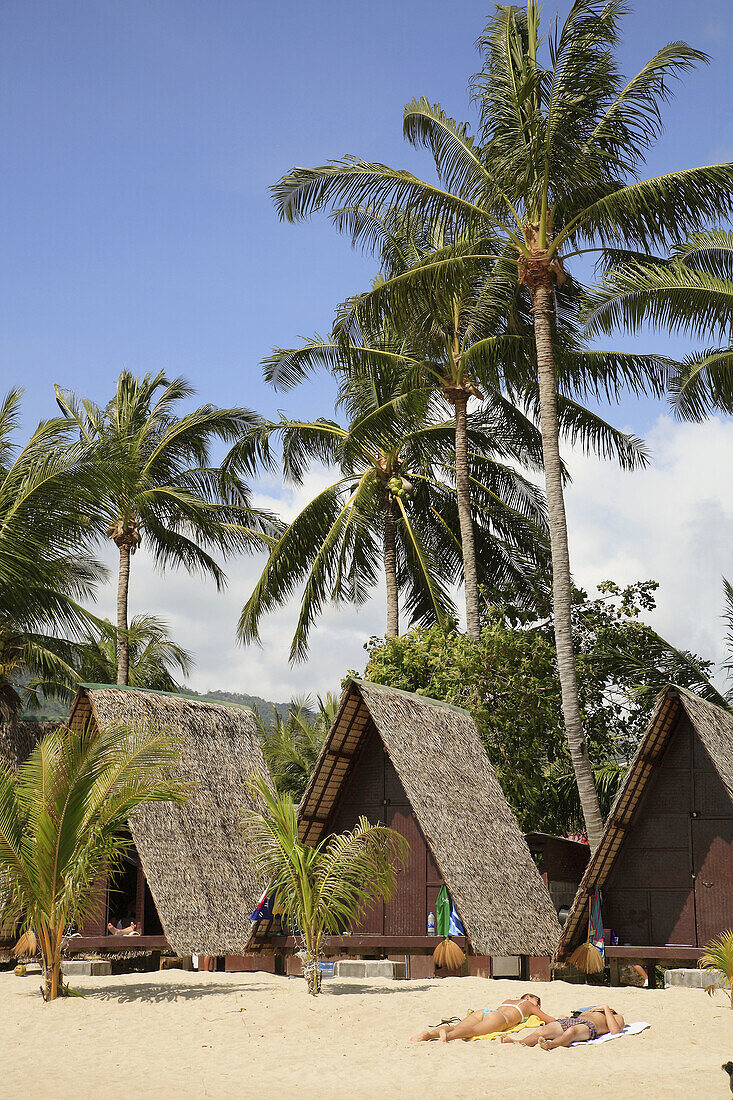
[555,685,733,984]
[244,679,560,978]
[67,684,273,961]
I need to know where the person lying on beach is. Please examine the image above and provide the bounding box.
[410,993,556,1042]
[501,1004,625,1050]
[107,920,139,935]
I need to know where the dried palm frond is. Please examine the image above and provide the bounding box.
[12,930,37,957]
[433,937,466,970]
[568,940,604,974]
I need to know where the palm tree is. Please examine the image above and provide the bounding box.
[0,628,81,720]
[0,718,188,1000]
[0,389,111,717]
[271,1,733,846]
[55,371,278,686]
[586,229,733,420]
[253,693,339,799]
[242,775,408,994]
[0,388,106,641]
[329,213,650,640]
[237,345,550,658]
[71,615,192,694]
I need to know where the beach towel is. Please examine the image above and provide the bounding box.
[572,1022,650,1046]
[471,1014,544,1040]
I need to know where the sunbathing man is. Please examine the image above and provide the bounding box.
[410,992,556,1042]
[501,1003,625,1050]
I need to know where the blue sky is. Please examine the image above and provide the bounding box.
[3,1,733,699]
[3,0,731,434]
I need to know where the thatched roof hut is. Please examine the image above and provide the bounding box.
[250,679,560,958]
[556,685,733,961]
[70,685,271,957]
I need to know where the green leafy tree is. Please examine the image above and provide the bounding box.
[0,719,189,1000]
[253,693,339,800]
[358,579,714,834]
[273,1,733,847]
[598,576,733,712]
[239,346,549,656]
[55,371,278,686]
[242,775,408,994]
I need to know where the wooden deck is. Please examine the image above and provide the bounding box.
[63,935,169,954]
[249,934,467,956]
[605,944,703,988]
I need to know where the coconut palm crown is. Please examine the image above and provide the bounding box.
[236,331,551,659]
[266,213,648,642]
[55,371,279,686]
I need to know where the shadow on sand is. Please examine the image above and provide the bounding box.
[323,980,435,996]
[82,979,265,1004]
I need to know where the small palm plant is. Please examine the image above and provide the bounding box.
[0,719,189,1001]
[699,930,733,1008]
[242,775,409,994]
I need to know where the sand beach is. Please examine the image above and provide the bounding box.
[1,969,731,1099]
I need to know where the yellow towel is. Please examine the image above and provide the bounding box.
[471,1013,543,1041]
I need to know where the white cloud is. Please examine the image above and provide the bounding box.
[89,415,733,702]
[564,414,733,671]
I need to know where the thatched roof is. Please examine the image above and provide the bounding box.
[555,685,733,961]
[70,684,272,957]
[254,679,560,956]
[0,718,54,770]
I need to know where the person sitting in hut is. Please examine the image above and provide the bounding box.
[501,1003,625,1050]
[410,993,556,1042]
[107,916,139,936]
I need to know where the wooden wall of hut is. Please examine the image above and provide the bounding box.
[604,712,733,947]
[524,833,590,914]
[326,724,447,936]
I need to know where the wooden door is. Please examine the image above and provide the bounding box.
[692,819,733,945]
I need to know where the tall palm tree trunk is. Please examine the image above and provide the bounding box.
[532,281,604,850]
[116,546,131,686]
[383,498,399,636]
[453,391,481,641]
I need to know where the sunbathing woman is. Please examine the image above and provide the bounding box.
[501,1003,625,1050]
[410,992,556,1042]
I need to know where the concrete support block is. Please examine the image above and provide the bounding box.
[664,968,719,989]
[335,960,366,978]
[62,959,112,977]
[362,960,395,979]
[389,958,407,980]
[492,955,521,978]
